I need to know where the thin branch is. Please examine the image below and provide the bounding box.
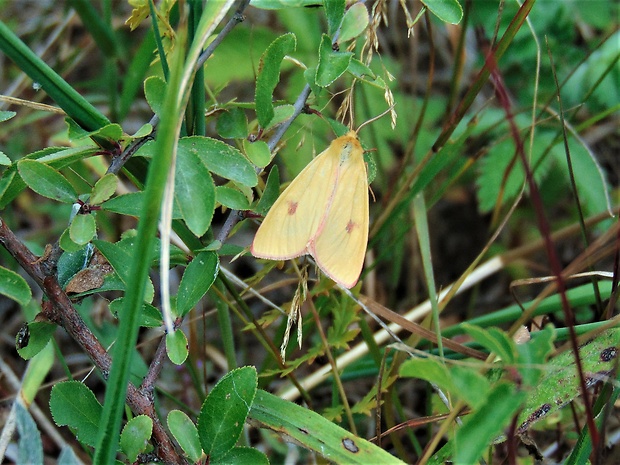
[107,1,251,175]
[0,218,185,464]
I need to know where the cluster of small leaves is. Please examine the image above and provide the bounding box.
[47,367,259,463]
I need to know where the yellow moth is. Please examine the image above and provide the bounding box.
[251,129,369,289]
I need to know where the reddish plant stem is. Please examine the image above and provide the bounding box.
[477,31,599,449]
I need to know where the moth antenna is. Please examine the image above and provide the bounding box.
[355,105,396,133]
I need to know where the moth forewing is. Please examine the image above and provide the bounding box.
[251,138,341,260]
[252,129,370,288]
[310,134,368,288]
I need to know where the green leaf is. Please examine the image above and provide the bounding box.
[215,447,269,465]
[120,415,153,462]
[16,321,57,360]
[515,325,556,386]
[249,389,406,464]
[243,139,271,168]
[421,0,463,24]
[50,381,103,447]
[0,266,32,305]
[94,237,155,303]
[0,151,11,165]
[462,324,517,364]
[90,173,117,205]
[59,229,83,252]
[144,76,166,116]
[399,357,454,394]
[17,160,77,203]
[217,107,248,139]
[315,34,353,87]
[175,146,216,237]
[109,298,163,328]
[177,251,219,316]
[340,3,369,42]
[454,383,525,464]
[198,366,258,462]
[130,123,153,139]
[263,104,295,131]
[166,329,189,365]
[255,33,296,128]
[101,191,183,219]
[57,246,93,288]
[254,165,280,216]
[516,327,620,435]
[324,0,345,37]
[15,402,43,465]
[69,213,96,246]
[167,410,203,463]
[0,110,16,122]
[216,186,251,210]
[250,0,322,9]
[179,136,258,187]
[448,365,491,410]
[21,342,55,405]
[0,146,97,209]
[36,145,99,165]
[66,121,123,142]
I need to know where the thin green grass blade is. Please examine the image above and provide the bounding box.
[91,27,187,465]
[0,21,110,132]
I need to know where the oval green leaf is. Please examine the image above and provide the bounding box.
[216,186,251,210]
[120,415,153,462]
[101,191,183,219]
[16,321,57,360]
[49,381,103,447]
[69,213,96,246]
[264,104,295,131]
[421,0,463,24]
[177,251,219,317]
[217,108,248,139]
[17,160,77,203]
[90,173,117,205]
[255,33,296,128]
[175,148,216,237]
[217,447,269,465]
[254,165,280,216]
[59,228,83,253]
[0,266,32,305]
[166,329,188,365]
[243,139,271,168]
[167,410,203,463]
[197,366,258,462]
[0,151,11,166]
[179,136,257,187]
[325,0,345,36]
[316,34,353,87]
[340,3,369,42]
[109,298,163,328]
[144,76,166,116]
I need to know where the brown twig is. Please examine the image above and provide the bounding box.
[0,223,185,463]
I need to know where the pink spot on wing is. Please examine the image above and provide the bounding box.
[288,201,298,215]
[346,220,356,233]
